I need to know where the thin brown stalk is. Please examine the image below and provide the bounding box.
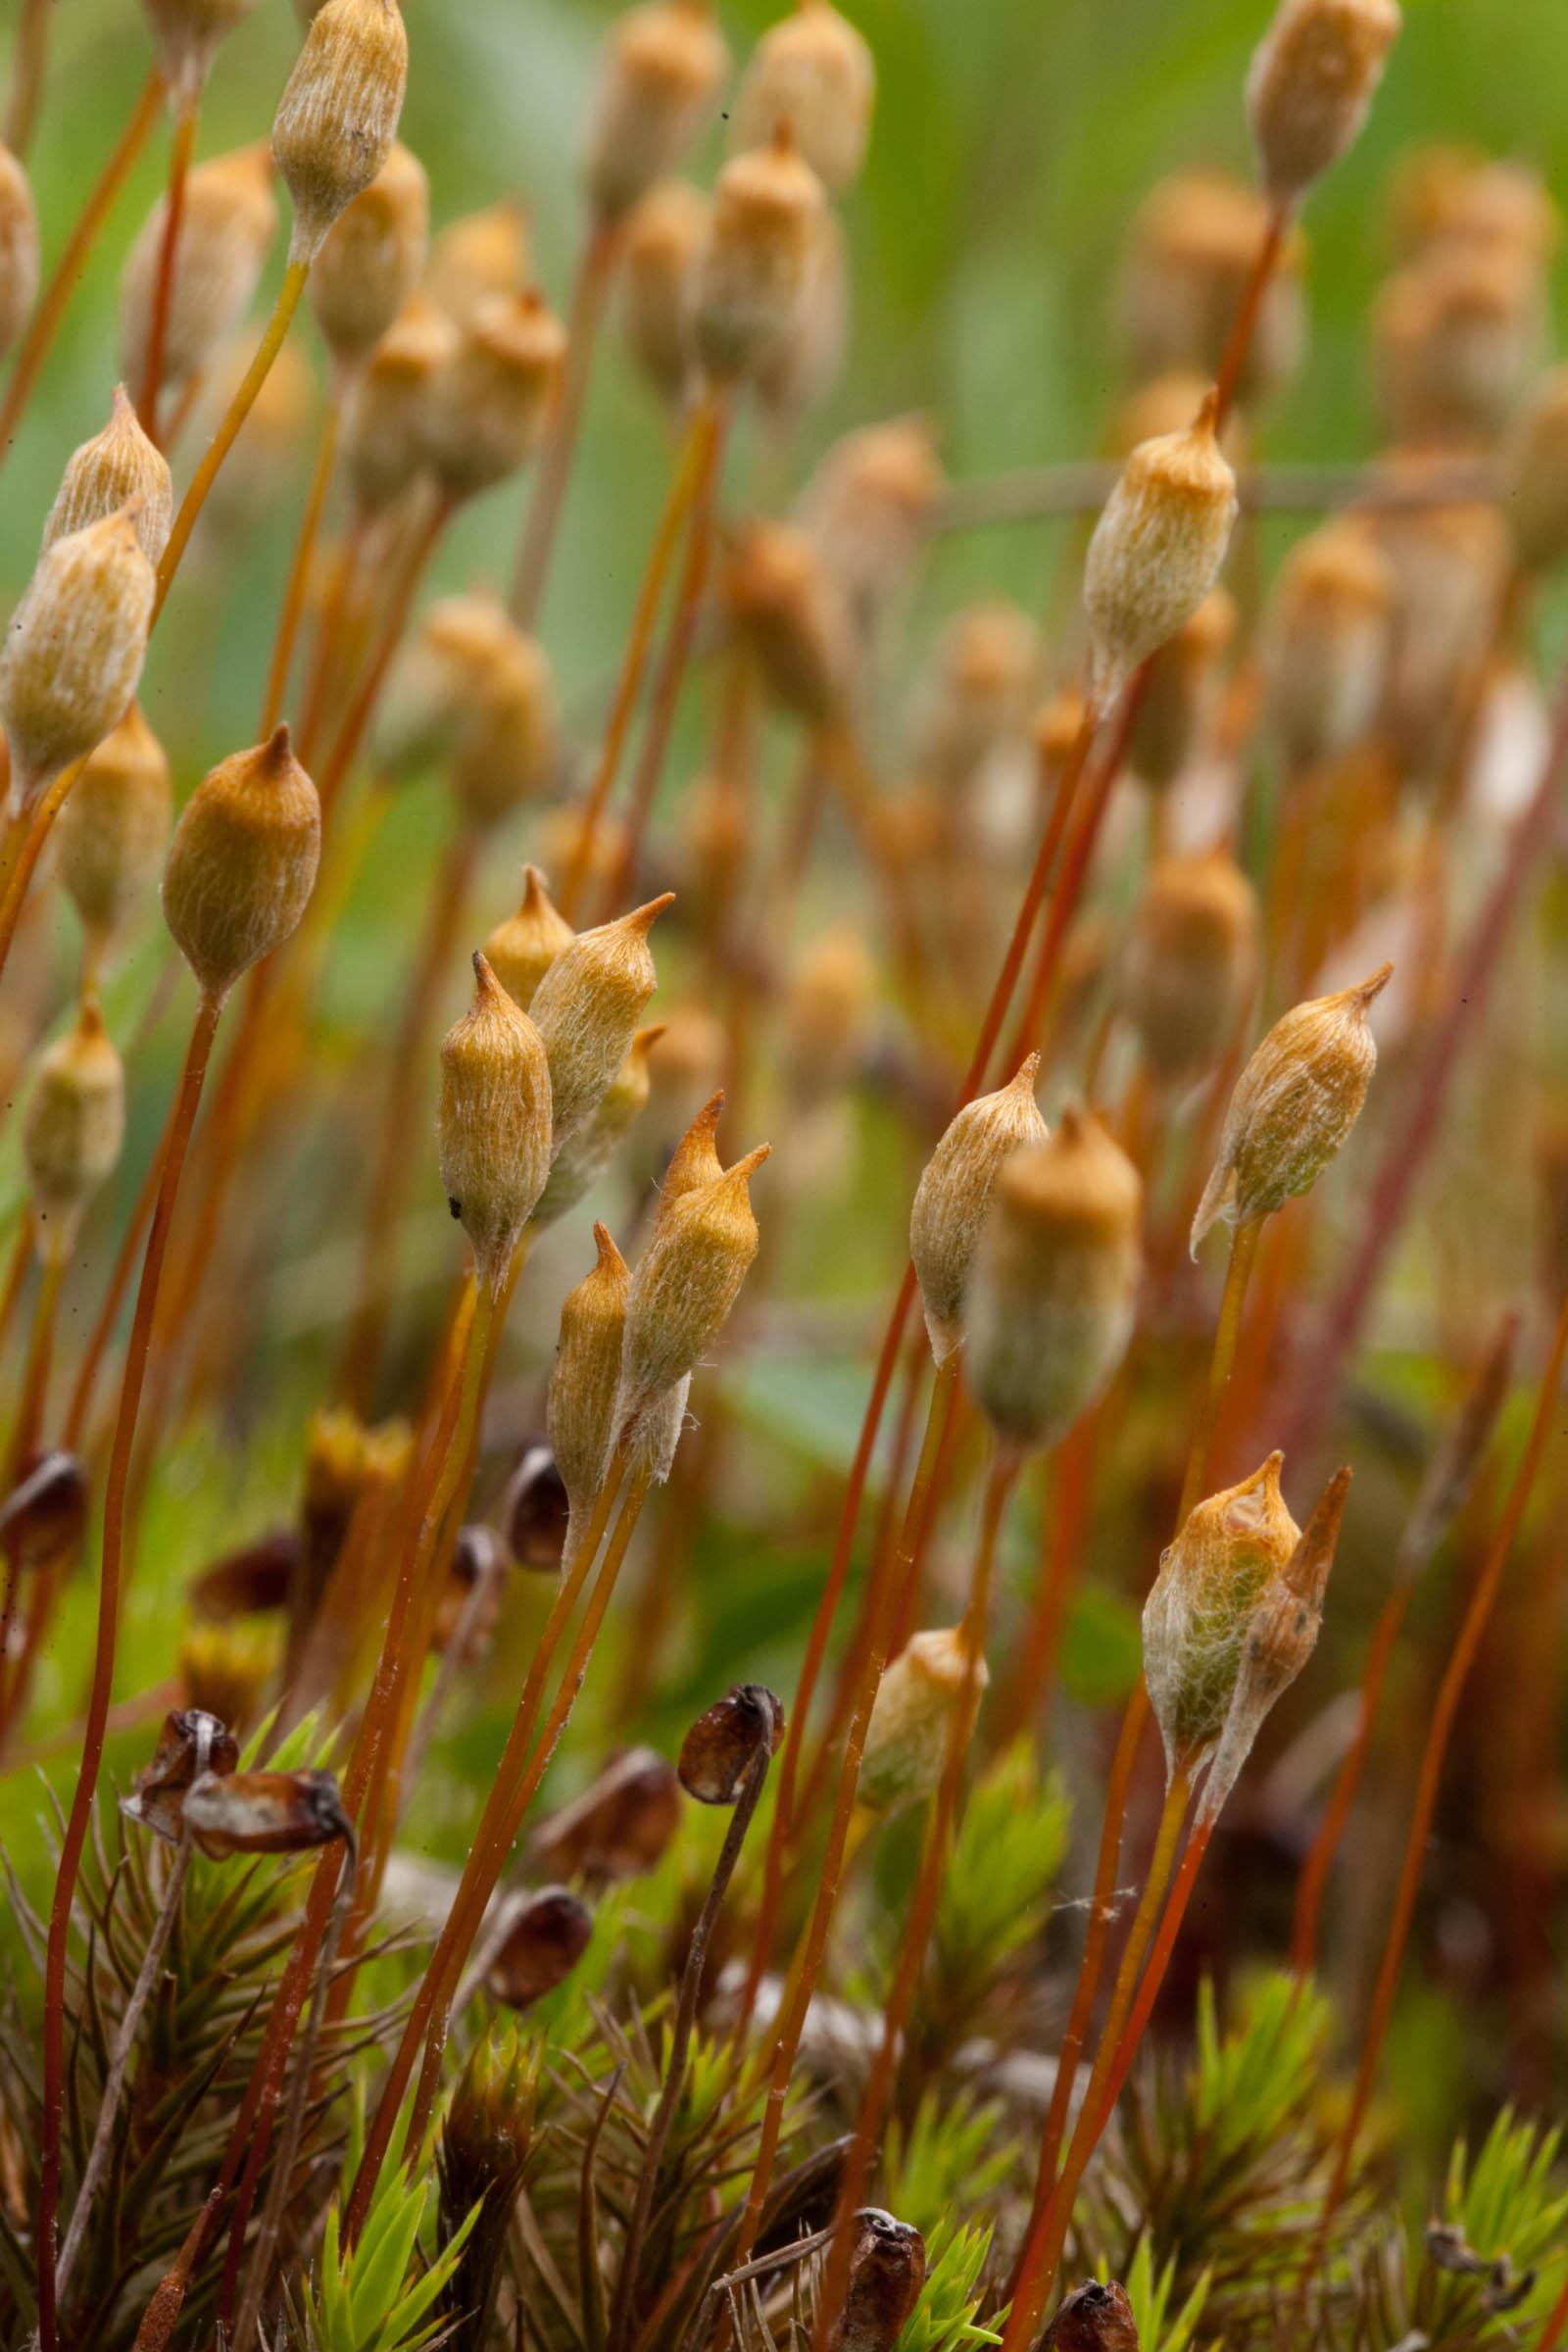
[0,67,164,468]
[4,0,56,156]
[35,987,222,2352]
[511,216,618,627]
[261,395,341,737]
[139,91,199,443]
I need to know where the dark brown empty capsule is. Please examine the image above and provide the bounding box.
[181,1767,353,1859]
[528,1746,681,1886]
[484,1884,594,2009]
[502,1440,571,1570]
[188,1528,301,1619]
[1039,2280,1141,2352]
[0,1448,88,1570]
[828,2210,927,2352]
[121,1708,240,1844]
[677,1683,784,1804]
[432,1524,509,1658]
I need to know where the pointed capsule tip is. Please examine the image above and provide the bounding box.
[1354,958,1395,1006]
[626,891,676,935]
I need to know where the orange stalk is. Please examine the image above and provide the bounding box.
[510,215,618,629]
[139,90,199,443]
[261,394,341,737]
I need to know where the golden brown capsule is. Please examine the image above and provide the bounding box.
[798,415,943,652]
[0,143,40,363]
[912,600,1042,790]
[140,0,264,96]
[583,0,729,224]
[964,1105,1143,1457]
[1142,1451,1300,1784]
[1083,393,1238,707]
[614,1143,769,1430]
[1115,173,1305,412]
[121,1707,240,1844]
[1503,366,1568,575]
[549,1221,631,1531]
[309,138,429,373]
[781,926,876,1097]
[271,0,410,266]
[42,386,173,567]
[56,705,172,967]
[1191,962,1392,1253]
[690,124,827,390]
[162,725,321,1003]
[181,1765,353,1858]
[178,1622,281,1729]
[723,514,850,725]
[754,204,848,428]
[425,195,531,324]
[446,632,559,830]
[341,291,456,515]
[528,1746,682,1886]
[423,289,567,503]
[0,508,156,812]
[529,894,672,1150]
[730,0,874,196]
[483,865,574,1011]
[1262,517,1395,770]
[1126,585,1236,789]
[21,1001,125,1262]
[859,1628,988,1815]
[1121,850,1259,1082]
[828,2211,928,2352]
[119,143,276,399]
[1373,245,1541,448]
[678,1683,784,1803]
[910,1056,1048,1366]
[437,952,553,1293]
[484,1886,594,2008]
[617,178,708,408]
[532,1023,663,1229]
[1247,0,1401,205]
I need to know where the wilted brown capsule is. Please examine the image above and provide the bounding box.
[1191,962,1391,1254]
[731,1,874,196]
[1121,852,1259,1082]
[859,1628,988,1815]
[678,1683,784,1803]
[909,1057,1048,1366]
[691,124,827,390]
[1262,517,1395,770]
[829,2211,928,2352]
[140,0,264,96]
[529,1746,682,1886]
[121,1707,240,1844]
[119,143,276,399]
[614,1143,769,1430]
[483,865,574,1010]
[0,508,155,813]
[965,1106,1143,1457]
[1142,1451,1300,1785]
[532,1023,663,1229]
[549,1222,631,1531]
[423,289,567,503]
[437,953,553,1293]
[42,386,173,566]
[484,1886,594,2008]
[22,1001,125,1262]
[271,0,409,266]
[1200,1464,1348,1822]
[798,415,943,653]
[163,725,321,1003]
[583,0,729,224]
[189,1528,301,1618]
[426,196,531,324]
[1126,585,1236,790]
[341,291,456,515]
[1040,2280,1141,2352]
[1116,174,1305,412]
[724,515,850,725]
[1084,393,1239,707]
[309,138,429,373]
[1247,0,1401,205]
[529,894,672,1150]
[1503,366,1568,575]
[500,1441,571,1569]
[0,144,40,363]
[181,1765,353,1858]
[618,178,708,408]
[0,1449,89,1572]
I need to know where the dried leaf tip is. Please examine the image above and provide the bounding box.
[1191,960,1392,1256]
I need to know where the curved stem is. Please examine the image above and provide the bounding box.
[153,260,309,619]
[139,90,199,444]
[4,0,57,157]
[35,988,221,2352]
[0,67,164,469]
